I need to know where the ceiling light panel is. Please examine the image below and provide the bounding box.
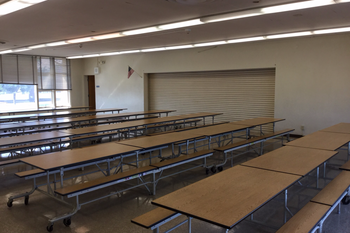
[261,0,335,14]
[141,48,165,52]
[92,33,122,40]
[0,50,13,54]
[165,45,194,50]
[227,36,266,43]
[122,27,159,35]
[266,31,312,39]
[194,41,227,47]
[21,0,46,3]
[46,41,68,46]
[0,0,30,16]
[119,50,141,54]
[28,44,46,49]
[100,52,120,56]
[67,37,94,43]
[201,9,262,23]
[82,54,100,58]
[158,19,203,29]
[313,27,350,34]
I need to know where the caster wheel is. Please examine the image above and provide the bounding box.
[342,196,350,205]
[218,166,223,172]
[24,195,29,205]
[47,225,53,232]
[63,218,71,227]
[211,166,217,174]
[206,168,210,175]
[7,200,13,207]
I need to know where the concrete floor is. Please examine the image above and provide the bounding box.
[1,139,350,233]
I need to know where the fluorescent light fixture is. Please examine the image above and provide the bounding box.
[0,0,30,15]
[13,47,31,52]
[261,0,335,14]
[201,9,262,23]
[266,31,312,39]
[158,19,203,30]
[46,41,68,46]
[21,0,46,3]
[67,37,94,43]
[67,55,83,59]
[122,27,159,36]
[165,45,194,50]
[119,50,140,54]
[82,54,100,58]
[141,48,165,52]
[228,36,266,43]
[194,41,227,47]
[92,33,122,40]
[313,27,350,34]
[0,50,12,54]
[28,44,46,49]
[100,52,120,56]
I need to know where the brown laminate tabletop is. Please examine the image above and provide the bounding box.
[230,117,285,127]
[321,123,350,134]
[0,110,174,131]
[241,146,338,176]
[152,165,301,229]
[188,123,250,136]
[285,131,350,151]
[60,112,221,137]
[20,142,139,170]
[117,130,205,149]
[0,131,73,147]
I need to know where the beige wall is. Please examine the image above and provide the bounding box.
[70,59,88,107]
[71,32,350,135]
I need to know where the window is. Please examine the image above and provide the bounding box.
[0,54,71,110]
[56,90,70,107]
[37,56,72,108]
[0,84,37,112]
[38,91,54,108]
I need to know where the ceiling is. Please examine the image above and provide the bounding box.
[0,0,349,57]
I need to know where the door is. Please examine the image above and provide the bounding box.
[148,68,276,132]
[87,75,96,110]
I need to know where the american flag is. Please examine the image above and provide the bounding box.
[128,66,134,79]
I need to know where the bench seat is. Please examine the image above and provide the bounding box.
[276,202,330,233]
[55,165,156,196]
[215,128,294,153]
[0,141,57,153]
[0,159,20,166]
[277,171,350,233]
[150,149,214,169]
[311,171,350,206]
[131,207,178,229]
[15,168,45,178]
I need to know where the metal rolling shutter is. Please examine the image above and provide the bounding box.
[148,68,275,131]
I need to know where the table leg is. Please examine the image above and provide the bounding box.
[188,217,192,233]
[316,167,319,189]
[284,189,288,223]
